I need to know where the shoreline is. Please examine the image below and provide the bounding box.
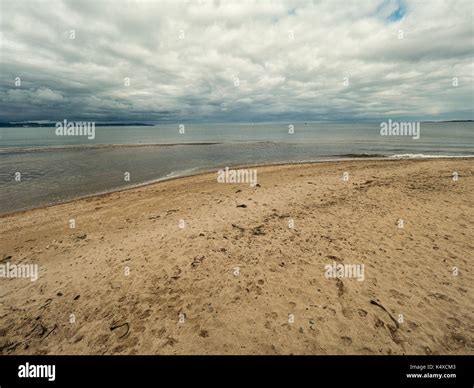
[3,156,472,219]
[2,156,473,218]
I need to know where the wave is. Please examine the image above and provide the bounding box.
[335,153,386,158]
[389,153,474,159]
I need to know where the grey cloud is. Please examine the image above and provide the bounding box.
[0,0,472,123]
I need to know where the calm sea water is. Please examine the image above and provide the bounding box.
[0,122,473,214]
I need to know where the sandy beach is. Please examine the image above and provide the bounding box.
[0,158,472,355]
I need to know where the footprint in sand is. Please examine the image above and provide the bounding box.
[340,336,353,346]
[336,279,345,297]
[199,329,209,338]
[374,317,385,328]
[342,308,354,319]
[265,312,278,320]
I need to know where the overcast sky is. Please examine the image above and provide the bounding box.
[0,0,472,123]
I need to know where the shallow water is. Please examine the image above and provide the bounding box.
[0,122,473,214]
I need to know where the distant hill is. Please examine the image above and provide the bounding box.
[422,120,473,123]
[0,122,155,128]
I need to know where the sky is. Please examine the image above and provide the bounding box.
[0,0,472,123]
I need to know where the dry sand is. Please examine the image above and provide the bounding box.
[0,158,473,355]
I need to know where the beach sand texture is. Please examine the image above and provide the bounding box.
[0,158,472,354]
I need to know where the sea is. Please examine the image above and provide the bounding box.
[0,122,473,215]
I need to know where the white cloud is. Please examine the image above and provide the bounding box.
[0,0,472,122]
